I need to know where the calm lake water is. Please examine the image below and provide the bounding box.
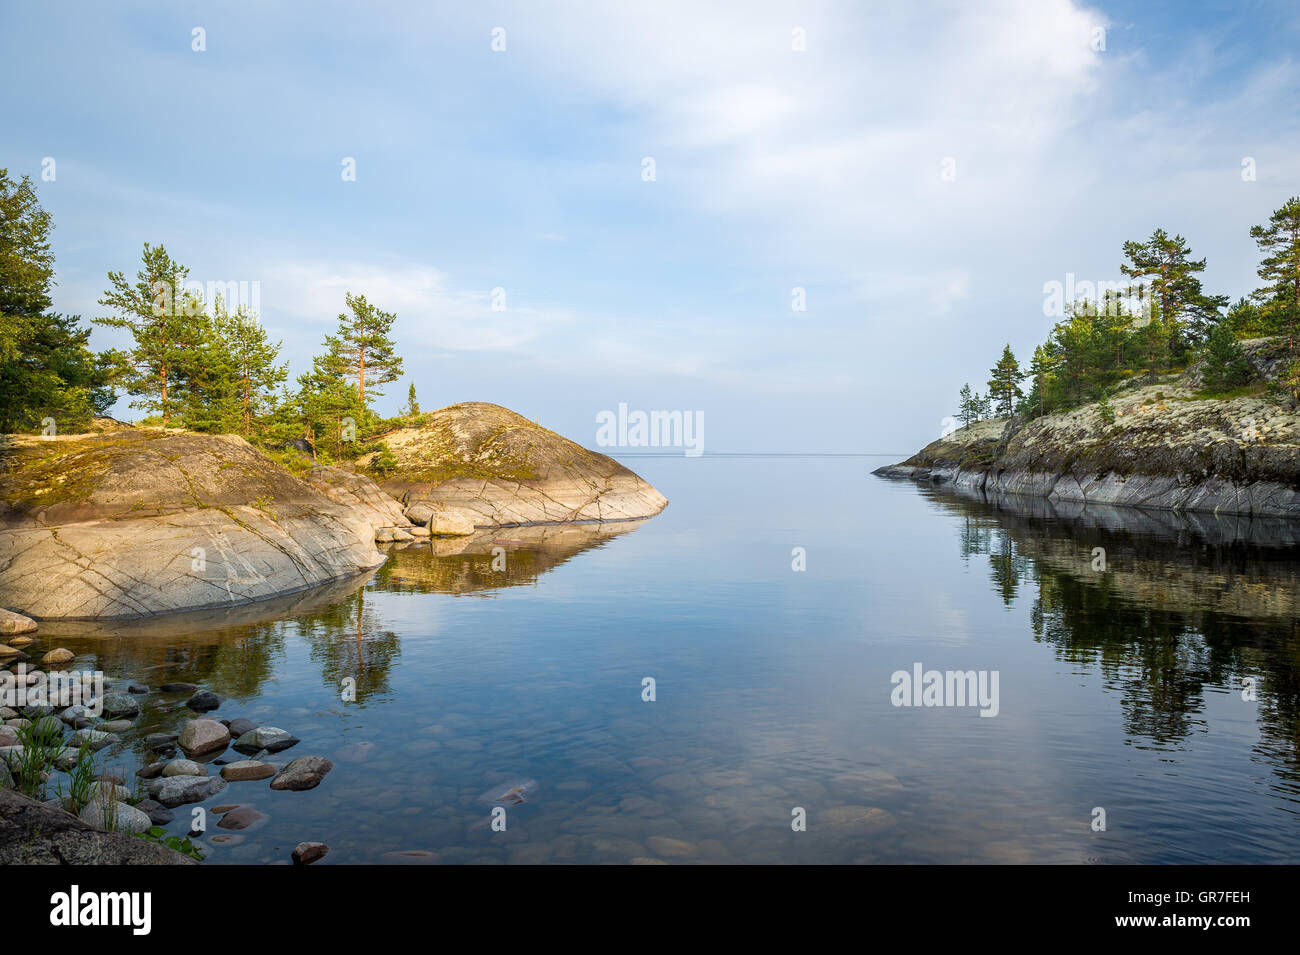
[34,456,1300,864]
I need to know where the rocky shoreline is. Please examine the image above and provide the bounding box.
[0,641,339,864]
[875,355,1300,518]
[0,403,667,622]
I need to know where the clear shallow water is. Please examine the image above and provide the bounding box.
[30,457,1300,864]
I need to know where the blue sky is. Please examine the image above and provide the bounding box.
[2,0,1298,452]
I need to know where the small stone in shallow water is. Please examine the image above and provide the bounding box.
[292,842,329,865]
[148,773,227,808]
[209,834,244,846]
[221,760,277,782]
[233,726,299,754]
[335,741,376,763]
[97,719,134,734]
[68,728,116,751]
[100,694,139,719]
[162,759,206,777]
[41,648,74,665]
[227,718,258,739]
[137,760,168,779]
[269,756,333,791]
[186,690,221,713]
[216,806,267,830]
[159,682,198,693]
[477,778,539,806]
[144,732,179,750]
[178,719,230,757]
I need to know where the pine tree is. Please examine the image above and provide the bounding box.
[1249,196,1300,355]
[986,344,1025,418]
[217,298,287,437]
[1120,228,1227,360]
[405,382,420,418]
[1199,322,1253,392]
[298,333,364,460]
[96,243,206,426]
[957,383,975,427]
[0,171,119,432]
[335,292,403,410]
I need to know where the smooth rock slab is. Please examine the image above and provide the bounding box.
[269,756,333,791]
[220,760,276,782]
[148,774,228,808]
[178,719,230,756]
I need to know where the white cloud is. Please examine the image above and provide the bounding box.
[263,261,576,352]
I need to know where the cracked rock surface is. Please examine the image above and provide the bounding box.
[0,431,398,619]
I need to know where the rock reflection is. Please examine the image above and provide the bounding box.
[924,484,1300,782]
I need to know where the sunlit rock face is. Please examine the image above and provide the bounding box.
[876,347,1300,518]
[366,402,668,528]
[0,431,397,620]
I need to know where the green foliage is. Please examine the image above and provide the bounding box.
[0,171,118,433]
[335,291,403,407]
[368,442,399,476]
[96,242,209,426]
[986,344,1024,417]
[54,740,99,815]
[1199,322,1253,392]
[1121,227,1227,353]
[11,718,66,799]
[1095,390,1116,426]
[135,825,205,861]
[1249,196,1300,354]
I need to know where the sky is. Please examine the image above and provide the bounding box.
[2,0,1298,454]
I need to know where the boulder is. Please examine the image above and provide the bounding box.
[148,774,227,808]
[233,726,299,754]
[178,719,230,756]
[0,609,37,635]
[292,842,329,865]
[162,759,206,777]
[270,756,333,792]
[0,788,193,863]
[220,760,276,782]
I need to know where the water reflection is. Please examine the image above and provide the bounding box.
[921,483,1300,782]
